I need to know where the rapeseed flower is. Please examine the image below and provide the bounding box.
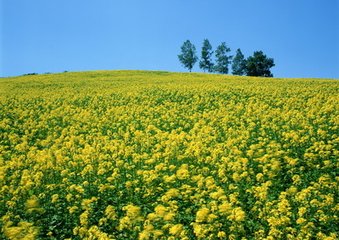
[105,205,116,220]
[228,207,246,222]
[196,207,209,222]
[176,164,190,180]
[1,71,337,239]
[3,221,39,240]
[154,205,167,217]
[124,204,141,219]
[169,224,183,236]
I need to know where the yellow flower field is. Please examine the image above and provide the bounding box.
[0,71,338,239]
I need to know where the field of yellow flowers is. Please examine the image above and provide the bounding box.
[0,70,338,239]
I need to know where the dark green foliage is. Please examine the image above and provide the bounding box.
[214,42,232,74]
[232,48,247,76]
[23,73,38,76]
[199,39,214,72]
[246,51,275,77]
[178,40,198,72]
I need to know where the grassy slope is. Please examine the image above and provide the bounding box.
[1,70,338,239]
[1,70,338,98]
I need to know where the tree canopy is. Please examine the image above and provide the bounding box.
[232,48,247,76]
[199,39,214,73]
[178,39,275,77]
[246,51,275,77]
[214,42,232,74]
[178,40,198,72]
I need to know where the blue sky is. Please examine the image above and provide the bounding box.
[1,0,338,78]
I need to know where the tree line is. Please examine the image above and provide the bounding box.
[178,39,275,77]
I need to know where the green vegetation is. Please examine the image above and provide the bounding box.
[1,71,338,239]
[177,40,198,72]
[179,40,275,77]
[199,39,214,73]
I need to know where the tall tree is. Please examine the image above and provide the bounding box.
[214,42,232,74]
[232,48,247,76]
[199,39,214,72]
[178,40,198,72]
[246,51,275,77]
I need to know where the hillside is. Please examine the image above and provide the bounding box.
[1,70,338,239]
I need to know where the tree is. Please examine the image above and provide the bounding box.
[232,48,247,76]
[199,39,214,72]
[178,40,198,72]
[246,51,275,77]
[214,42,232,74]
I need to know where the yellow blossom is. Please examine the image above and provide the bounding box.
[105,205,116,220]
[4,222,39,240]
[51,194,59,203]
[169,224,183,236]
[228,207,245,222]
[123,204,141,218]
[155,205,167,217]
[196,207,209,223]
[68,206,78,214]
[1,71,338,239]
[176,164,190,180]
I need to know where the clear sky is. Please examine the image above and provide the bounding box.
[1,0,338,78]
